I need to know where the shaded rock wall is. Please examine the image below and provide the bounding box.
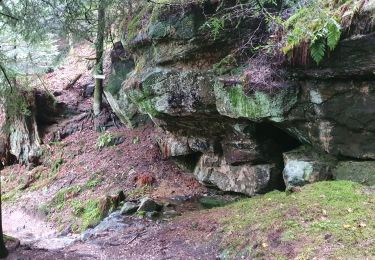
[107,2,375,195]
[1,90,64,166]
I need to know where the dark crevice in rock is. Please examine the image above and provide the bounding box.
[202,0,220,15]
[173,152,203,173]
[34,91,65,136]
[336,155,375,163]
[255,123,301,152]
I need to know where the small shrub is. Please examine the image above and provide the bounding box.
[96,132,115,149]
[71,199,85,216]
[2,189,19,203]
[127,185,151,200]
[85,177,103,189]
[49,185,82,211]
[204,17,225,40]
[50,157,64,177]
[281,0,366,64]
[81,199,102,230]
[37,204,50,216]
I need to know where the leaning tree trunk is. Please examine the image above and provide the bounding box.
[0,165,8,258]
[93,0,106,116]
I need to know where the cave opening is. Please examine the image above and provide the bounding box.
[254,122,302,191]
[255,122,302,153]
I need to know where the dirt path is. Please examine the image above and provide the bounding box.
[3,206,78,250]
[5,207,223,260]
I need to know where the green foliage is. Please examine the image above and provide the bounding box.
[213,55,238,75]
[81,199,103,230]
[96,132,115,149]
[127,185,151,200]
[71,199,85,216]
[51,186,82,210]
[310,39,326,65]
[50,157,64,177]
[85,177,103,189]
[282,0,344,64]
[206,17,225,40]
[2,189,19,203]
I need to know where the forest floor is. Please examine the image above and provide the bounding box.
[1,45,375,260]
[0,44,227,259]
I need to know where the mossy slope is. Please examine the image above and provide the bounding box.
[220,181,375,259]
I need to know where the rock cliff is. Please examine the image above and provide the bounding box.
[105,1,375,195]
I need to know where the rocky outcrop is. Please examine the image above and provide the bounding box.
[333,161,375,186]
[9,114,41,165]
[106,2,375,194]
[104,42,147,128]
[4,91,43,166]
[282,146,337,189]
[282,80,375,160]
[1,89,67,166]
[194,153,281,196]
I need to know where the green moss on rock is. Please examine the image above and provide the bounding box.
[333,161,375,185]
[126,5,153,42]
[127,86,160,117]
[215,83,298,122]
[199,197,229,209]
[106,60,135,96]
[283,145,337,188]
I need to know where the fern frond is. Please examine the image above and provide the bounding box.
[310,39,326,64]
[326,18,341,50]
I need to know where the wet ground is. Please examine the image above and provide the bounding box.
[4,195,231,260]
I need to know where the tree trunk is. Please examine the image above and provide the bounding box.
[0,164,8,258]
[93,0,106,116]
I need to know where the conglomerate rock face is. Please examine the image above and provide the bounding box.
[105,2,375,195]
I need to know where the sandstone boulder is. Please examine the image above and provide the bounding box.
[282,146,337,189]
[194,153,282,196]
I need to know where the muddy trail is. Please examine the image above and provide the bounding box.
[5,196,227,260]
[1,45,237,259]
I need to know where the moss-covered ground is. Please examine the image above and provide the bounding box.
[219,181,375,259]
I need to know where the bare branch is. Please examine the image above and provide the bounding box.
[0,11,18,20]
[0,64,13,89]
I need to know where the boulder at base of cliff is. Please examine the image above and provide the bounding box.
[282,146,337,189]
[193,153,282,196]
[333,161,375,186]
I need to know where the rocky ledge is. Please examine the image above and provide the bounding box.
[104,2,375,195]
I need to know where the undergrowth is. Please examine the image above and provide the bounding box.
[96,132,115,149]
[282,0,369,64]
[80,199,103,231]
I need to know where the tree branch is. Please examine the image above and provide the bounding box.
[0,64,13,90]
[0,11,18,20]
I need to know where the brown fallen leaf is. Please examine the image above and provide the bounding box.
[359,223,367,228]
